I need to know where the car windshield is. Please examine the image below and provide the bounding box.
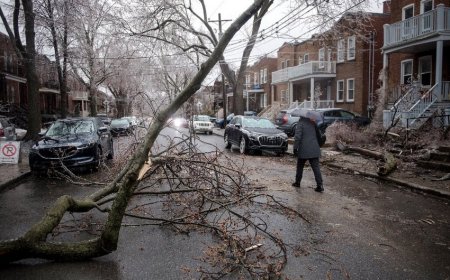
[243,118,276,128]
[194,115,210,122]
[111,119,129,127]
[46,120,94,136]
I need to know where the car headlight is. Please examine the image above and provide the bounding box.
[77,142,96,150]
[248,131,261,140]
[276,133,288,139]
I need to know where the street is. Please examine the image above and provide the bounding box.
[0,128,449,279]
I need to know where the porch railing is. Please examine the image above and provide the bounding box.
[384,5,450,48]
[271,61,336,84]
[289,99,334,110]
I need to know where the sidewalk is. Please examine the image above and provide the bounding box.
[212,127,450,199]
[0,141,32,191]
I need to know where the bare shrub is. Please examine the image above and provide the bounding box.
[325,122,378,146]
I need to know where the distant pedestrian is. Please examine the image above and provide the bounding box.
[292,116,324,192]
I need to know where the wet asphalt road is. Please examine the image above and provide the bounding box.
[0,127,449,279]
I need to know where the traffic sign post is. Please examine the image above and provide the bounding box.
[0,141,21,164]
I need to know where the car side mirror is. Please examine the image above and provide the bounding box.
[235,124,241,129]
[98,127,108,133]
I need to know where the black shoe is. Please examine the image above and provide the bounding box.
[292,182,300,188]
[314,185,324,192]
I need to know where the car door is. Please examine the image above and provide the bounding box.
[228,116,240,144]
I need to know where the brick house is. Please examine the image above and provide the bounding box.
[244,56,277,113]
[271,8,390,118]
[0,32,27,111]
[382,0,450,128]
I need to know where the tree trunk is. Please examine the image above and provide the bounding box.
[22,0,42,139]
[0,0,269,263]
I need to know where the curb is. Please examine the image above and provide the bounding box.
[0,170,31,192]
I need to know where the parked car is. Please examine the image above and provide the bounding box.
[215,113,234,128]
[277,107,371,136]
[110,118,133,136]
[224,115,288,155]
[122,116,138,128]
[274,108,301,137]
[191,115,214,134]
[29,117,114,173]
[97,113,111,126]
[0,116,17,140]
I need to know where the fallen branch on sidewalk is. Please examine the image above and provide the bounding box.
[336,140,397,176]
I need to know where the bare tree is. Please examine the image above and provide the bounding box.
[0,0,42,139]
[0,3,276,275]
[34,0,71,118]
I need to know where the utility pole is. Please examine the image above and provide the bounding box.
[209,13,232,129]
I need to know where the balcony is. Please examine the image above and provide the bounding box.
[271,61,336,84]
[383,5,450,50]
[70,91,89,100]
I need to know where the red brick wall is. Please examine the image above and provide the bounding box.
[389,0,450,22]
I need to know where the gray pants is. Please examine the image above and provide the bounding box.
[295,157,323,187]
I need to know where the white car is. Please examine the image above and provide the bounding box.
[191,115,214,134]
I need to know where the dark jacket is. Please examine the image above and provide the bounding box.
[294,117,321,159]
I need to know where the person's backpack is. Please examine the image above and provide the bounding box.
[314,125,326,147]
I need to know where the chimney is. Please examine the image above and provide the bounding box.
[383,0,391,14]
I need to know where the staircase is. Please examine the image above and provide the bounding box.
[383,81,450,129]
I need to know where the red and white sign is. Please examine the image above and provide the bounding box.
[0,141,20,164]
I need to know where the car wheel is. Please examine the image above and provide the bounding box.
[107,140,114,160]
[239,137,247,154]
[224,134,231,149]
[93,145,102,171]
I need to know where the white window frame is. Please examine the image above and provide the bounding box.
[299,56,303,65]
[337,39,345,62]
[347,36,355,60]
[319,48,325,68]
[263,68,267,83]
[304,53,309,64]
[402,4,415,19]
[418,55,432,88]
[346,78,355,102]
[260,93,267,108]
[401,59,414,85]
[245,74,251,86]
[420,0,433,13]
[253,72,258,85]
[260,69,264,84]
[286,59,290,68]
[281,61,285,69]
[336,80,344,102]
[402,4,415,38]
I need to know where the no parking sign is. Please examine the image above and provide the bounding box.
[0,141,20,164]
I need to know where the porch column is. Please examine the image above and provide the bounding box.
[382,52,388,98]
[271,84,275,104]
[310,77,315,108]
[436,40,443,101]
[288,81,293,105]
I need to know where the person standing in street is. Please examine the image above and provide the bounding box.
[292,115,324,192]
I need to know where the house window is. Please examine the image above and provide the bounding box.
[337,80,344,102]
[286,59,290,67]
[347,79,355,102]
[337,39,345,62]
[304,53,309,63]
[260,93,267,108]
[299,56,303,65]
[260,69,264,84]
[245,74,251,86]
[401,59,413,84]
[319,48,325,68]
[420,0,433,32]
[420,0,433,13]
[347,36,355,60]
[254,72,258,85]
[402,4,415,37]
[419,56,432,87]
[281,61,285,69]
[263,68,267,83]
